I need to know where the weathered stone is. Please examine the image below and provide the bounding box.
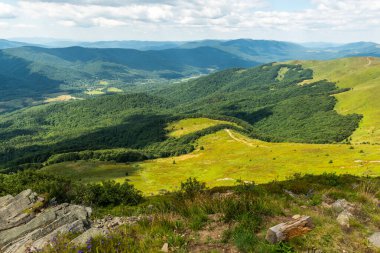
[369,232,380,248]
[331,199,354,212]
[336,210,352,228]
[0,190,146,253]
[161,242,169,252]
[0,195,13,207]
[31,220,87,250]
[0,190,92,253]
[70,227,109,246]
[0,189,38,232]
[266,215,313,244]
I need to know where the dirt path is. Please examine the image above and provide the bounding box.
[366,57,372,67]
[225,129,253,147]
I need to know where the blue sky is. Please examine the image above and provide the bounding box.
[0,0,379,43]
[268,0,312,11]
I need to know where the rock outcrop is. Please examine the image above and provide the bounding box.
[0,190,92,253]
[0,190,151,253]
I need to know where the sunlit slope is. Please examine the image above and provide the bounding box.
[43,129,380,194]
[165,118,238,138]
[296,57,380,144]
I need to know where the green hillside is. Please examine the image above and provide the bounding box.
[296,57,380,144]
[0,46,258,113]
[156,63,361,143]
[0,63,362,170]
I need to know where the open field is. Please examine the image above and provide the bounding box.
[294,57,380,144]
[85,89,105,95]
[107,87,123,93]
[44,95,77,103]
[43,129,380,195]
[165,117,238,138]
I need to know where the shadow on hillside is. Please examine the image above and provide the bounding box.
[55,114,170,152]
[0,51,62,101]
[224,107,273,124]
[0,114,171,167]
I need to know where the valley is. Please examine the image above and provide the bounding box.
[2,0,380,250]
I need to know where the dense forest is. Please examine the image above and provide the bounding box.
[0,63,361,171]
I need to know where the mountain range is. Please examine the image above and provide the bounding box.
[1,39,380,112]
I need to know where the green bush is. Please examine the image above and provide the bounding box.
[178,177,207,199]
[83,180,143,207]
[0,170,143,207]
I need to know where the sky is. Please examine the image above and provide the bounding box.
[0,0,380,43]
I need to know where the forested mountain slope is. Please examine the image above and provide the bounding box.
[1,39,380,114]
[0,63,361,170]
[296,57,380,144]
[0,46,258,113]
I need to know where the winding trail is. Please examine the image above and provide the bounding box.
[366,57,372,67]
[225,129,253,147]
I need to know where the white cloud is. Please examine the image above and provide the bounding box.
[1,0,380,42]
[16,0,266,28]
[0,3,16,19]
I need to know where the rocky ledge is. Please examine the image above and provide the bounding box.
[0,189,92,253]
[0,189,139,253]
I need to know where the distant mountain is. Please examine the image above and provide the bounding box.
[179,39,380,62]
[5,38,380,59]
[0,46,259,113]
[334,42,380,57]
[78,41,183,50]
[178,39,306,62]
[1,38,380,113]
[0,39,35,49]
[10,39,183,50]
[301,42,343,48]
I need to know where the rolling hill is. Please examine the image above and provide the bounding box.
[1,39,380,114]
[0,39,35,49]
[0,46,258,113]
[2,55,380,253]
[295,57,380,144]
[0,62,362,170]
[178,39,380,62]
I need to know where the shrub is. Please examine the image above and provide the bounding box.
[178,177,206,199]
[82,180,143,207]
[0,170,143,207]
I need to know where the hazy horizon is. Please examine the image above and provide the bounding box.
[3,37,375,45]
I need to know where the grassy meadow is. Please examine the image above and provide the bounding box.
[165,117,238,138]
[43,118,380,195]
